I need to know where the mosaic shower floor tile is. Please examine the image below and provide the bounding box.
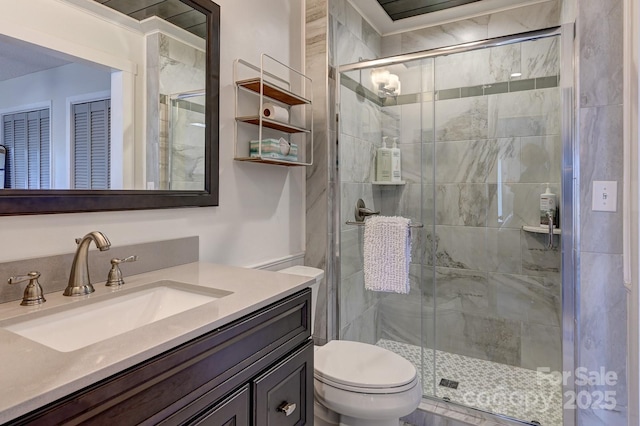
[377,339,563,426]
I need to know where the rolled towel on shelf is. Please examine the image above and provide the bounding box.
[363,215,411,294]
[250,152,298,162]
[262,102,289,122]
[249,137,298,161]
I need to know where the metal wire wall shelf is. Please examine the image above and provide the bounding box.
[233,55,313,167]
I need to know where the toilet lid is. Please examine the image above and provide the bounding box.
[314,340,417,390]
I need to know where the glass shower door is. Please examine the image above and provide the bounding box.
[431,35,563,425]
[337,56,437,398]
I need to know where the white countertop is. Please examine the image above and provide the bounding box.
[0,262,313,423]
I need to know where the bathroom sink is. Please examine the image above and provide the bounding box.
[2,280,231,352]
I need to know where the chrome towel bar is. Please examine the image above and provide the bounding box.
[346,220,424,228]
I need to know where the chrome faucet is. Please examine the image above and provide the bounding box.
[63,231,111,296]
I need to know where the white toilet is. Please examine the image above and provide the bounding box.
[279,266,422,426]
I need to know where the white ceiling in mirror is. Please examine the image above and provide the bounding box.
[0,36,71,82]
[349,0,551,35]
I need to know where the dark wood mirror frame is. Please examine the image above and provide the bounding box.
[0,0,220,216]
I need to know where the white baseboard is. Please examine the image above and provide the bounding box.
[246,252,306,271]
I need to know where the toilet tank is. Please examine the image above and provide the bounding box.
[278,266,324,333]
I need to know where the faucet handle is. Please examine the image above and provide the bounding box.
[106,255,138,287]
[112,255,138,265]
[8,271,46,306]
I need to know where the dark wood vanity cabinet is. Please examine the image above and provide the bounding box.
[9,289,313,426]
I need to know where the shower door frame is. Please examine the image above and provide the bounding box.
[167,89,206,190]
[335,24,577,426]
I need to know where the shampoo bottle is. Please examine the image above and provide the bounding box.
[376,137,392,182]
[539,183,557,227]
[391,137,402,183]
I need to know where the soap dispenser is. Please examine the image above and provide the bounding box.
[539,183,557,227]
[376,137,392,182]
[391,137,402,183]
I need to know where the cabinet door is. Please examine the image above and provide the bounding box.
[253,340,313,426]
[190,385,250,426]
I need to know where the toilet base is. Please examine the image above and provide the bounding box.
[338,416,401,426]
[314,400,339,426]
[314,399,406,426]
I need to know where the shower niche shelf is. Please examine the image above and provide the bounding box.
[233,55,313,167]
[522,225,561,235]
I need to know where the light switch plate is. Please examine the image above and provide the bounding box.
[592,181,617,212]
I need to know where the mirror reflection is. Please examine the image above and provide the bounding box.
[0,0,206,191]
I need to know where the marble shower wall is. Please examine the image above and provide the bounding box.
[381,0,561,57]
[377,36,563,372]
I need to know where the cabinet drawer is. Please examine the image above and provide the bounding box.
[190,385,250,426]
[253,340,314,426]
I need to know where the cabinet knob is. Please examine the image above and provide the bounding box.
[278,401,297,416]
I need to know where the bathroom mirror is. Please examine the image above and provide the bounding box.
[0,0,219,214]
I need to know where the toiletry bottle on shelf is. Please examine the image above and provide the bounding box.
[391,137,402,183]
[376,137,392,182]
[539,183,557,227]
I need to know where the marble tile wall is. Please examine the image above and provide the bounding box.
[576,0,627,423]
[305,0,331,343]
[381,0,561,57]
[146,34,161,189]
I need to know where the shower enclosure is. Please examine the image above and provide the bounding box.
[337,27,571,426]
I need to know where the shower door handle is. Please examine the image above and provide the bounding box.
[547,212,554,249]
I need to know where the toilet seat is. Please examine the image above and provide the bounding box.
[314,340,417,394]
[316,372,419,394]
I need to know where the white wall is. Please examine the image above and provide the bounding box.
[0,0,306,267]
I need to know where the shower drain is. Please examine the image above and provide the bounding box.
[438,378,459,389]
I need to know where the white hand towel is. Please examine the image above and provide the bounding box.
[363,215,411,294]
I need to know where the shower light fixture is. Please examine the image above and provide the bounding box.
[371,68,401,97]
[510,72,522,78]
